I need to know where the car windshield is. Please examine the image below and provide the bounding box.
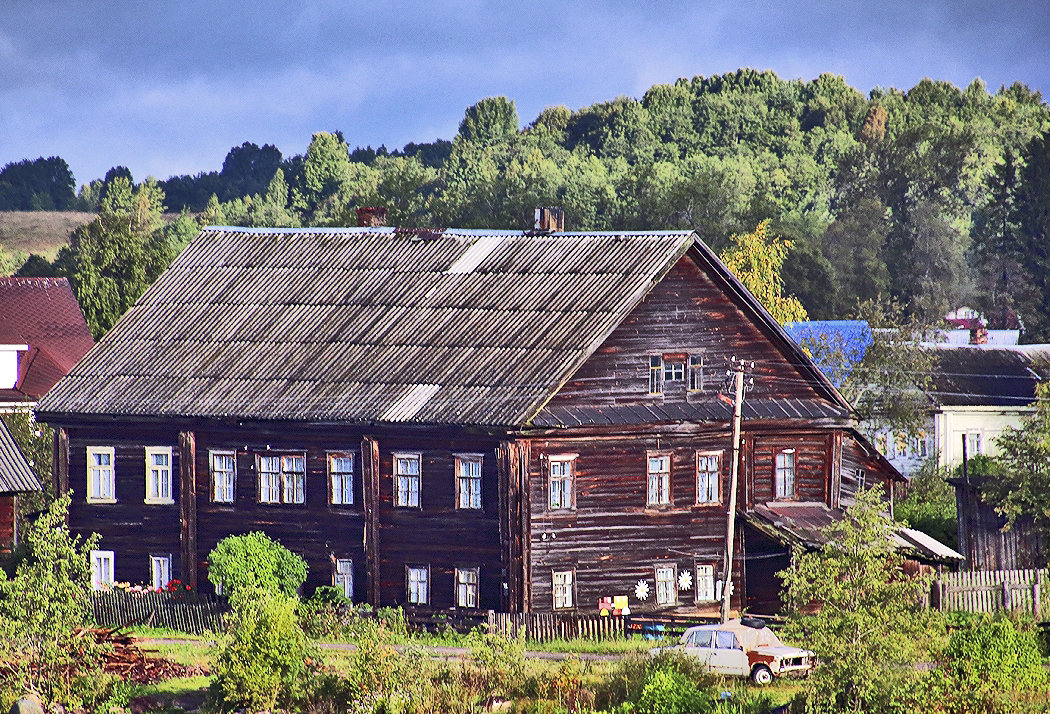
[715,630,739,649]
[687,629,713,647]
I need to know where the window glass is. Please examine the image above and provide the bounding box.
[146,447,173,503]
[688,354,704,392]
[87,447,115,501]
[334,559,353,599]
[648,355,663,394]
[396,454,421,507]
[150,555,171,590]
[553,570,574,609]
[691,629,713,647]
[647,454,671,505]
[696,452,720,504]
[695,564,716,602]
[775,450,796,499]
[211,452,235,503]
[549,458,574,510]
[329,453,354,505]
[456,567,479,608]
[407,566,428,604]
[655,565,677,605]
[457,456,482,509]
[715,631,739,649]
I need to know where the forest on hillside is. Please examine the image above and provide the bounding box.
[3,70,1050,341]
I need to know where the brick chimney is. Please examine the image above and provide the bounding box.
[534,206,564,233]
[356,206,388,227]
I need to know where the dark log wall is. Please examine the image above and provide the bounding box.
[524,432,745,615]
[192,425,367,599]
[743,526,791,615]
[371,433,504,611]
[63,426,183,585]
[840,434,895,509]
[0,495,15,553]
[545,253,829,410]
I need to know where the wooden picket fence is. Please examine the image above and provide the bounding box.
[90,590,229,634]
[490,611,628,642]
[931,568,1046,618]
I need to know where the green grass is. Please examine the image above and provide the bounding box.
[127,675,209,714]
[0,210,93,260]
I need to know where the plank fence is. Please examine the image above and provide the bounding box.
[90,591,229,634]
[931,568,1046,618]
[490,612,628,642]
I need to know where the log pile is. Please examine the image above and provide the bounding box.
[88,627,208,684]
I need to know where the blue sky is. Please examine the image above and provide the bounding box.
[2,1,1048,187]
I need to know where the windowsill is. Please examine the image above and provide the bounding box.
[645,503,674,511]
[258,501,306,506]
[547,507,577,514]
[144,498,175,505]
[329,501,356,507]
[694,502,723,508]
[211,500,235,506]
[86,498,117,504]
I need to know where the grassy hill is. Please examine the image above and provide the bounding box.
[0,210,95,261]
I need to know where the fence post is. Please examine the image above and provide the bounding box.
[1033,581,1041,620]
[486,609,495,635]
[1002,581,1012,612]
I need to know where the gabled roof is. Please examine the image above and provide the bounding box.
[38,226,849,428]
[0,277,94,401]
[926,345,1050,408]
[0,419,41,494]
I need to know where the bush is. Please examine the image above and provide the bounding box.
[942,615,1047,701]
[593,649,717,712]
[207,589,316,713]
[636,667,711,714]
[460,629,528,704]
[207,531,307,598]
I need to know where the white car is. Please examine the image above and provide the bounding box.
[655,618,814,685]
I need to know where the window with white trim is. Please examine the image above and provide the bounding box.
[456,454,482,509]
[548,456,575,510]
[553,569,574,610]
[258,454,305,504]
[145,446,173,504]
[965,432,983,456]
[647,453,671,506]
[150,554,171,590]
[90,550,114,590]
[663,360,685,382]
[211,451,235,503]
[655,564,677,605]
[856,469,867,490]
[87,446,115,502]
[695,564,716,602]
[688,354,704,392]
[328,453,354,505]
[395,453,421,508]
[648,355,663,394]
[407,565,429,605]
[696,451,720,504]
[334,559,353,599]
[456,567,479,608]
[775,449,796,499]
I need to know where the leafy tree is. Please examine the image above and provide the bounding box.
[780,488,931,713]
[295,131,352,216]
[818,195,892,316]
[1006,130,1050,341]
[0,156,76,211]
[0,495,106,708]
[219,141,282,200]
[207,531,307,598]
[60,176,174,338]
[720,220,808,324]
[979,381,1050,550]
[895,459,957,548]
[457,96,519,145]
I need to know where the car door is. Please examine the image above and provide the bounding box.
[682,628,714,668]
[706,630,749,676]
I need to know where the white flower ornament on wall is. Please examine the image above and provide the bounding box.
[678,571,693,591]
[634,580,650,600]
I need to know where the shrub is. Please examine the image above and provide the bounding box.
[941,615,1047,701]
[593,649,717,712]
[207,588,315,713]
[207,531,307,598]
[460,629,528,704]
[636,667,711,714]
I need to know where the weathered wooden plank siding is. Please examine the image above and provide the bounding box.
[545,254,827,410]
[750,434,829,504]
[373,434,503,611]
[0,494,16,552]
[955,481,1045,571]
[64,426,183,584]
[525,432,744,614]
[839,434,894,508]
[192,425,367,598]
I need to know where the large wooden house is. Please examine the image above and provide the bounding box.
[38,224,945,614]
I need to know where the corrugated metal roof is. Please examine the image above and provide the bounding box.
[39,227,699,427]
[0,418,41,493]
[927,345,1050,408]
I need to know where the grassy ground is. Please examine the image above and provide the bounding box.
[0,210,93,259]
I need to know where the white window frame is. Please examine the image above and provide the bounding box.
[150,554,171,590]
[647,452,672,506]
[328,452,354,505]
[257,453,305,504]
[688,354,704,392]
[394,452,421,508]
[965,432,982,456]
[455,453,483,510]
[856,468,867,490]
[663,360,685,382]
[87,446,116,503]
[775,449,796,500]
[648,355,664,394]
[90,549,115,590]
[548,455,576,511]
[144,446,174,504]
[552,569,575,610]
[258,455,282,503]
[407,565,429,605]
[281,454,306,504]
[334,558,353,599]
[696,451,721,505]
[455,566,479,608]
[211,450,236,503]
[655,564,678,606]
[695,563,716,602]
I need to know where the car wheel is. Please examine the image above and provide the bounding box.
[751,665,774,685]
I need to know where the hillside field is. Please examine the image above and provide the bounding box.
[0,210,94,259]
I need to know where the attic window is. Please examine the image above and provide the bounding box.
[648,356,663,394]
[688,354,704,392]
[663,361,685,381]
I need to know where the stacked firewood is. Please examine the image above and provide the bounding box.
[86,627,208,684]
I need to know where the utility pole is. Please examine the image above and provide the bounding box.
[720,357,754,624]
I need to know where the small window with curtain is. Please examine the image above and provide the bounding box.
[455,454,482,509]
[548,456,575,510]
[150,554,171,590]
[647,453,671,506]
[87,446,115,502]
[144,446,173,504]
[648,355,664,394]
[688,354,704,392]
[328,452,354,505]
[90,550,115,590]
[334,559,353,599]
[407,565,429,605]
[211,451,236,503]
[395,453,421,508]
[655,564,677,605]
[696,451,721,504]
[775,449,796,499]
[455,567,479,608]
